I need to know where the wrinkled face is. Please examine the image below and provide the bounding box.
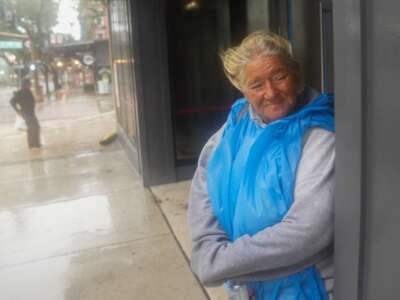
[242,55,299,122]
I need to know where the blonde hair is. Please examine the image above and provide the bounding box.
[220,31,301,91]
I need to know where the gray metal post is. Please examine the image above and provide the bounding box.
[334,0,400,298]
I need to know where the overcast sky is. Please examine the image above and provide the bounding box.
[52,0,81,40]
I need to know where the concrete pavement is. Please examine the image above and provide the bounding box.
[150,182,228,300]
[0,86,224,300]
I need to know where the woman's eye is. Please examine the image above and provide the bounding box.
[250,84,263,90]
[273,73,288,81]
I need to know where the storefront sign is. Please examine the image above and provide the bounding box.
[83,54,95,65]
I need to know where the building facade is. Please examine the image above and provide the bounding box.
[93,13,110,40]
[52,39,111,93]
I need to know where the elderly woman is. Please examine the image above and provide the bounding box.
[188,31,335,300]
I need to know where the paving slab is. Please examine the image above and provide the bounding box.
[151,181,229,300]
[0,235,207,300]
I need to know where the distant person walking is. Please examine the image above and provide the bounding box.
[10,78,41,149]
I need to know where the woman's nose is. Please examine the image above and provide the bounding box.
[263,81,277,100]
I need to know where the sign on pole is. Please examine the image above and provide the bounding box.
[0,41,23,49]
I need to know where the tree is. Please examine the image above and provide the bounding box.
[1,0,59,99]
[76,0,108,41]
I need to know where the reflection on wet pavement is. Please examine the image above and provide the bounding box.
[0,235,205,300]
[0,191,169,268]
[0,87,207,300]
[0,87,117,164]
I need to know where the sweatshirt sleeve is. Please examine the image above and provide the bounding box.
[188,127,335,286]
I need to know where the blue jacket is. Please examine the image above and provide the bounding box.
[207,93,334,299]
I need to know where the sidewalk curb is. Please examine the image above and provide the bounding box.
[147,187,212,300]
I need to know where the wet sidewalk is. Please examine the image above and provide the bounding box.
[0,87,213,299]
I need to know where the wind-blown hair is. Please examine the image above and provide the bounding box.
[220,31,302,91]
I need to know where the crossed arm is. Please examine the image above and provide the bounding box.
[188,127,335,286]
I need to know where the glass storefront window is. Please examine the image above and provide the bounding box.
[109,0,138,143]
[167,0,242,164]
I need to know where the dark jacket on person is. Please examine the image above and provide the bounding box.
[10,88,36,115]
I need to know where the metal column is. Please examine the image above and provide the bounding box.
[334,0,400,298]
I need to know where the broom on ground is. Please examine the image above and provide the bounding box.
[99,131,118,146]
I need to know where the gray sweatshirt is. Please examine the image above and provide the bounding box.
[188,94,335,297]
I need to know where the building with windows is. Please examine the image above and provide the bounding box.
[94,13,109,40]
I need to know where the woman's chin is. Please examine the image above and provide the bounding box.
[262,107,289,122]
